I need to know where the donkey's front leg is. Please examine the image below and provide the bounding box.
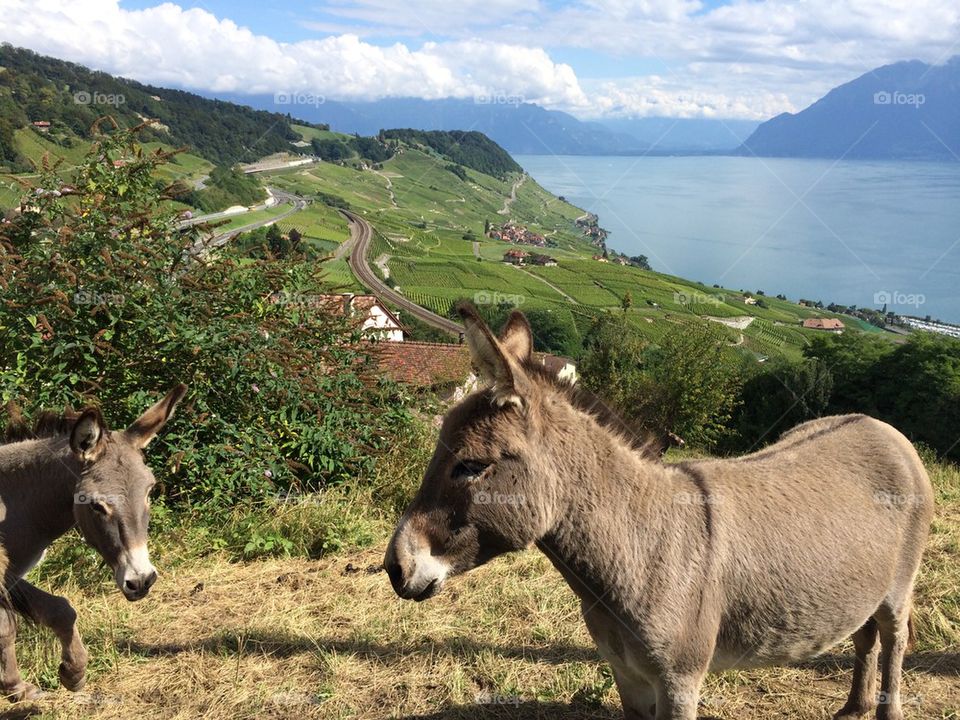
[10,581,88,691]
[611,666,656,720]
[654,670,707,720]
[0,607,43,701]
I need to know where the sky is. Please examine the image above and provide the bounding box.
[1,0,958,121]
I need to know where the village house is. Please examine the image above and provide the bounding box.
[324,294,404,341]
[31,121,51,132]
[534,353,578,384]
[592,254,608,263]
[802,318,845,332]
[743,296,758,305]
[375,341,477,401]
[374,342,579,402]
[528,253,558,267]
[489,222,547,247]
[270,292,405,341]
[503,249,530,265]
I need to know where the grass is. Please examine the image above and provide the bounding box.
[12,439,960,719]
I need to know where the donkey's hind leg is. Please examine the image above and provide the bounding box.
[834,618,880,719]
[0,607,42,702]
[875,601,912,720]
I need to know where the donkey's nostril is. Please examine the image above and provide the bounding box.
[385,560,404,594]
[124,579,139,592]
[144,570,158,591]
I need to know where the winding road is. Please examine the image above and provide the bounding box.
[343,210,463,337]
[186,187,307,257]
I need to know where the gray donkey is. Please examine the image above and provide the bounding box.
[0,385,186,700]
[385,306,934,720]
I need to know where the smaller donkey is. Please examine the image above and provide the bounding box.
[0,384,187,701]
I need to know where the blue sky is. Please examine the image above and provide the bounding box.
[1,0,958,120]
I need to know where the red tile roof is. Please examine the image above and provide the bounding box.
[802,318,845,330]
[375,341,473,387]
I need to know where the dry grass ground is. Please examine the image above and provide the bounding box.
[7,462,960,720]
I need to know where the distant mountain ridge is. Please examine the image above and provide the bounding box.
[217,95,648,156]
[224,94,756,155]
[740,57,960,160]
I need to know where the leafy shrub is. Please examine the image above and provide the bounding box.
[0,126,412,510]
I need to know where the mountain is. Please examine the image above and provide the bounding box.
[740,57,960,160]
[0,45,320,169]
[217,95,647,156]
[596,117,759,152]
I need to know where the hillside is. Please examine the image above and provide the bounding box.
[0,46,876,362]
[0,45,321,170]
[740,57,960,160]
[263,126,869,361]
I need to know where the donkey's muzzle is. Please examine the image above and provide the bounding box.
[385,559,441,601]
[383,531,448,602]
[122,570,157,601]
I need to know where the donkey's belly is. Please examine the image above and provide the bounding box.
[710,588,882,671]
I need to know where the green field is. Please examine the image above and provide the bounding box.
[257,146,874,360]
[1,128,213,213]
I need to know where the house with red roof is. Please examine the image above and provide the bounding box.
[802,318,845,332]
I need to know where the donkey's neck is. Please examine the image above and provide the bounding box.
[0,437,80,576]
[535,401,705,615]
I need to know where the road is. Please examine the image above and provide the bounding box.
[343,210,463,337]
[186,187,307,257]
[497,174,526,215]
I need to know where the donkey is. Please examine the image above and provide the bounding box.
[0,385,187,701]
[385,306,934,720]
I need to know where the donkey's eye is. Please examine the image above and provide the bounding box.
[91,501,110,515]
[452,460,491,481]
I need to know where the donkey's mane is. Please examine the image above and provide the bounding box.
[519,359,663,459]
[2,405,85,444]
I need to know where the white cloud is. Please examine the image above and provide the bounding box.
[0,0,957,120]
[0,0,586,106]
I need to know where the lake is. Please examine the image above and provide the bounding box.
[515,155,960,323]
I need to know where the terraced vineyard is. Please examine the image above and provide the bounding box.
[255,130,872,360]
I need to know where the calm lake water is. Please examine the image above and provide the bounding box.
[515,155,960,323]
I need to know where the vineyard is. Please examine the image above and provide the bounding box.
[250,138,866,364]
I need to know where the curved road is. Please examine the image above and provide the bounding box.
[343,210,463,337]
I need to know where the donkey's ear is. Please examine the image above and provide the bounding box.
[499,310,533,363]
[458,302,529,408]
[125,384,188,449]
[70,408,108,462]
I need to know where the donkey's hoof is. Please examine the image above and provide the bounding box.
[833,704,875,720]
[5,682,45,703]
[59,662,87,692]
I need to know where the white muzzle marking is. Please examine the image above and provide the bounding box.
[114,544,156,595]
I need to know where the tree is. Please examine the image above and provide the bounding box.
[621,291,633,314]
[580,319,742,448]
[288,227,302,250]
[265,223,288,257]
[727,358,834,452]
